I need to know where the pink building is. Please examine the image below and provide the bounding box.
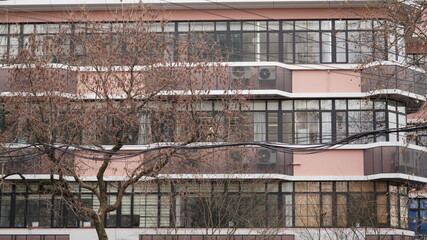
[0,0,425,240]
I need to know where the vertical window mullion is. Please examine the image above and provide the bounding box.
[345,100,349,139]
[278,103,283,143]
[319,109,323,142]
[292,29,296,63]
[157,183,161,227]
[50,195,54,228]
[332,20,336,63]
[345,30,349,63]
[291,108,295,144]
[292,182,295,227]
[6,24,10,60]
[331,100,336,143]
[266,26,270,61]
[24,186,28,228]
[319,29,323,63]
[279,21,284,63]
[10,186,16,228]
[332,182,337,227]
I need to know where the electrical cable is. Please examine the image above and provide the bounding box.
[0,2,425,163]
[1,124,427,163]
[1,3,424,84]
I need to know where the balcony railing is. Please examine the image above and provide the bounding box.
[172,65,292,92]
[364,146,427,178]
[361,65,426,97]
[226,65,292,92]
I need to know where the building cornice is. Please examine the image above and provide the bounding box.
[0,0,373,11]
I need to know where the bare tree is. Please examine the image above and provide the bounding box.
[0,6,249,240]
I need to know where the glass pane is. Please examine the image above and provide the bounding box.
[322,194,333,226]
[267,101,279,110]
[294,100,306,110]
[283,112,293,143]
[321,100,332,110]
[216,22,227,31]
[0,196,10,227]
[335,100,347,110]
[283,32,294,63]
[283,182,293,192]
[337,194,347,227]
[282,21,293,31]
[336,112,347,140]
[321,182,333,192]
[322,112,332,142]
[348,99,361,110]
[267,112,278,141]
[336,32,347,62]
[253,100,266,110]
[321,20,332,30]
[306,100,319,110]
[335,20,346,30]
[321,32,332,62]
[295,193,320,227]
[178,22,189,32]
[282,100,293,110]
[336,182,347,192]
[23,24,34,34]
[295,112,320,144]
[230,22,241,31]
[0,25,8,35]
[295,32,320,63]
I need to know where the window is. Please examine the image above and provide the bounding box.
[0,181,408,229]
[0,20,394,64]
[105,98,407,145]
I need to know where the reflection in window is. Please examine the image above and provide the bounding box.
[295,112,319,144]
[295,193,320,227]
[134,194,158,227]
[295,32,320,63]
[27,195,51,227]
[138,99,407,145]
[0,195,10,227]
[348,193,376,227]
[253,112,266,141]
[0,180,410,229]
[0,20,394,64]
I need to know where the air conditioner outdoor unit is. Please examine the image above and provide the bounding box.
[231,66,250,78]
[256,148,277,165]
[258,67,276,81]
[178,149,200,168]
[230,66,252,86]
[230,149,251,164]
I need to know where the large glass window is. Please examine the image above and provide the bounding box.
[0,19,394,64]
[0,185,11,227]
[27,195,51,227]
[103,98,407,145]
[0,181,410,229]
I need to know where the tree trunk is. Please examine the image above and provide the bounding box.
[94,216,108,240]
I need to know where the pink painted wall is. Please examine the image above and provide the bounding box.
[0,8,384,23]
[74,148,286,176]
[77,69,363,94]
[293,150,364,176]
[76,71,133,95]
[74,151,145,177]
[292,70,361,93]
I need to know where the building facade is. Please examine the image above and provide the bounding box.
[0,0,426,240]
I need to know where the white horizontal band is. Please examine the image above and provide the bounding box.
[3,173,427,184]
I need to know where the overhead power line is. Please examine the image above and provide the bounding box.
[0,124,426,163]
